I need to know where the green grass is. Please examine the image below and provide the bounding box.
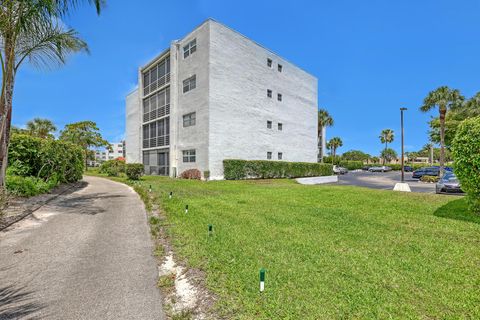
[87,172,480,319]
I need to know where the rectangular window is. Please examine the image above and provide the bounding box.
[278,64,283,72]
[142,117,170,148]
[277,93,282,101]
[183,39,197,59]
[183,112,196,127]
[267,89,272,98]
[142,56,170,95]
[278,152,283,160]
[278,123,283,131]
[267,58,272,67]
[267,152,272,160]
[182,149,196,163]
[142,87,170,122]
[267,121,272,129]
[183,75,196,93]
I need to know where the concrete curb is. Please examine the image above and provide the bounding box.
[296,175,338,185]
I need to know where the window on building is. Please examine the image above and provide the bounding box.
[278,123,283,131]
[267,152,272,160]
[182,149,196,163]
[142,56,170,95]
[277,93,282,101]
[142,117,170,148]
[143,87,170,122]
[278,152,283,160]
[183,75,196,93]
[267,89,272,98]
[278,64,283,72]
[183,39,197,59]
[267,121,272,129]
[267,58,272,67]
[183,112,196,127]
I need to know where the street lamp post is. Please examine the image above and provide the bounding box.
[400,107,408,182]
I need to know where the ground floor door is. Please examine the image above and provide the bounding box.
[143,148,169,176]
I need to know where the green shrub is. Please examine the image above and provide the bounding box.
[223,159,333,180]
[338,160,363,170]
[8,134,83,183]
[6,175,59,197]
[420,175,439,183]
[125,163,144,180]
[452,116,480,213]
[99,159,126,176]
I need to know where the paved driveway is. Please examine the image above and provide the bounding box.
[337,171,437,193]
[0,176,165,320]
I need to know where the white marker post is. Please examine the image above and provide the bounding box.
[169,192,173,199]
[185,205,189,214]
[259,268,265,292]
[208,224,213,237]
[149,185,152,193]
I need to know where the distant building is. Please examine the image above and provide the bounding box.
[126,19,318,179]
[89,141,125,166]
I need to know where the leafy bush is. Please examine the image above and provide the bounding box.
[8,134,83,183]
[125,163,144,180]
[180,169,202,180]
[223,159,333,180]
[99,159,126,176]
[203,171,210,180]
[6,175,58,197]
[338,160,363,170]
[420,175,439,183]
[452,116,480,213]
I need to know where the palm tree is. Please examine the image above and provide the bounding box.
[26,118,57,139]
[317,109,334,162]
[327,137,343,162]
[0,0,104,186]
[379,129,394,164]
[420,86,464,176]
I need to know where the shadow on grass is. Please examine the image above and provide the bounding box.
[434,198,480,224]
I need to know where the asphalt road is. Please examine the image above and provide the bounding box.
[337,170,437,193]
[0,176,165,320]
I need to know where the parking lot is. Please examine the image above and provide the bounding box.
[337,170,437,193]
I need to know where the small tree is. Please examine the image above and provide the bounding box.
[380,148,397,163]
[451,116,480,213]
[326,137,343,162]
[59,121,109,170]
[26,118,56,139]
[317,109,334,162]
[342,150,370,161]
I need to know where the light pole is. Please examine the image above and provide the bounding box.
[400,107,407,182]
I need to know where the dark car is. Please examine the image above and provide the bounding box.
[404,165,413,172]
[436,173,464,194]
[412,167,440,179]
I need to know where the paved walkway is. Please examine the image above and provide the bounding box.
[0,176,164,320]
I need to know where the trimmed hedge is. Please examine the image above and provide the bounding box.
[8,134,83,183]
[126,163,144,180]
[338,160,363,170]
[223,159,333,180]
[452,116,480,213]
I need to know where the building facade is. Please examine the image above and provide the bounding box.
[89,142,125,166]
[126,19,318,179]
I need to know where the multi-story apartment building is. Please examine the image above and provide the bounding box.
[89,141,125,166]
[126,19,318,179]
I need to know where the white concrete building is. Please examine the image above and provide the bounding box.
[126,19,318,179]
[89,142,125,166]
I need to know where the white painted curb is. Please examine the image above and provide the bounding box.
[393,182,411,192]
[296,175,338,185]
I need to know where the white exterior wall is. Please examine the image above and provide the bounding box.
[208,21,318,179]
[170,23,210,177]
[125,89,141,163]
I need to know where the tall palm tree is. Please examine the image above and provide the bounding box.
[26,117,57,138]
[420,86,464,176]
[0,0,104,186]
[317,109,334,162]
[327,137,343,161]
[379,129,394,164]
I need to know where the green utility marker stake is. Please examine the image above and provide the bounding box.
[185,205,189,214]
[149,185,152,193]
[259,268,266,292]
[169,192,173,199]
[208,224,213,236]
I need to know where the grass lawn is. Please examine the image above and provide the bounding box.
[91,172,480,319]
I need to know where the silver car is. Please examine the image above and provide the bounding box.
[333,165,348,175]
[368,166,392,172]
[436,173,464,194]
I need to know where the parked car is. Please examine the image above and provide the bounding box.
[333,165,348,175]
[412,167,440,179]
[362,165,372,171]
[368,166,392,172]
[436,173,464,194]
[404,165,413,172]
[432,165,453,172]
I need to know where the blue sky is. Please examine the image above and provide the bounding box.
[12,0,480,156]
